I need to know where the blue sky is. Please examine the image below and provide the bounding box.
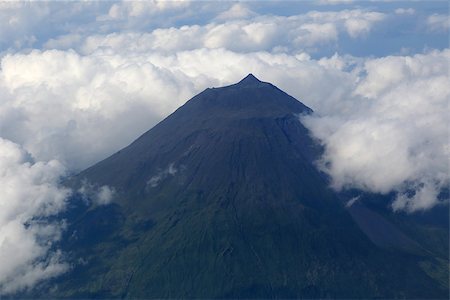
[0,0,448,294]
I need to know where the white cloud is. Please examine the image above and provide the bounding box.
[0,46,361,171]
[426,13,450,32]
[100,0,191,23]
[44,9,386,54]
[344,18,372,38]
[317,0,354,5]
[302,49,450,212]
[392,180,442,213]
[78,182,115,206]
[394,8,415,15]
[104,0,191,20]
[96,186,115,205]
[0,138,70,294]
[0,49,197,170]
[215,3,256,21]
[2,39,447,215]
[306,10,385,38]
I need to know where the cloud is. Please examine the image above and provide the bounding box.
[44,9,386,54]
[147,163,178,188]
[317,0,354,5]
[0,138,70,294]
[302,49,450,212]
[394,8,415,15]
[215,3,256,21]
[0,46,361,171]
[2,37,448,215]
[95,186,115,205]
[346,196,360,208]
[426,14,450,32]
[305,10,385,38]
[78,182,115,206]
[0,49,198,170]
[0,1,195,52]
[97,0,192,29]
[105,0,191,20]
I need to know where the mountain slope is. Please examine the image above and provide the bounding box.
[43,74,447,298]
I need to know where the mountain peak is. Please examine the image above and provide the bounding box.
[57,75,447,299]
[237,73,263,86]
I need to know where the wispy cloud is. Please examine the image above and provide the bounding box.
[426,13,450,32]
[147,163,178,188]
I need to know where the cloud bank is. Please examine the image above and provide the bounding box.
[302,49,449,212]
[46,9,386,54]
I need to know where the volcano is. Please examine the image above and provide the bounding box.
[42,74,448,298]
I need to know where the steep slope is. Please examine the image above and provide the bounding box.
[43,74,447,298]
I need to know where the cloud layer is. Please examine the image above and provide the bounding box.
[45,9,385,55]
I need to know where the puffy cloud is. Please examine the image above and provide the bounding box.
[0,138,70,294]
[104,0,190,20]
[302,49,450,212]
[2,37,448,215]
[0,47,359,171]
[392,180,443,213]
[215,3,256,21]
[306,10,385,38]
[44,9,386,54]
[97,0,192,29]
[354,50,449,98]
[0,49,197,170]
[426,14,450,32]
[95,186,115,205]
[344,18,373,38]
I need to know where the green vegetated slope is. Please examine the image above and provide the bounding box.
[38,75,448,299]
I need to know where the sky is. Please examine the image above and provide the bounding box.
[0,0,449,294]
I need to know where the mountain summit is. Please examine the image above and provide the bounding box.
[45,75,447,299]
[236,73,263,85]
